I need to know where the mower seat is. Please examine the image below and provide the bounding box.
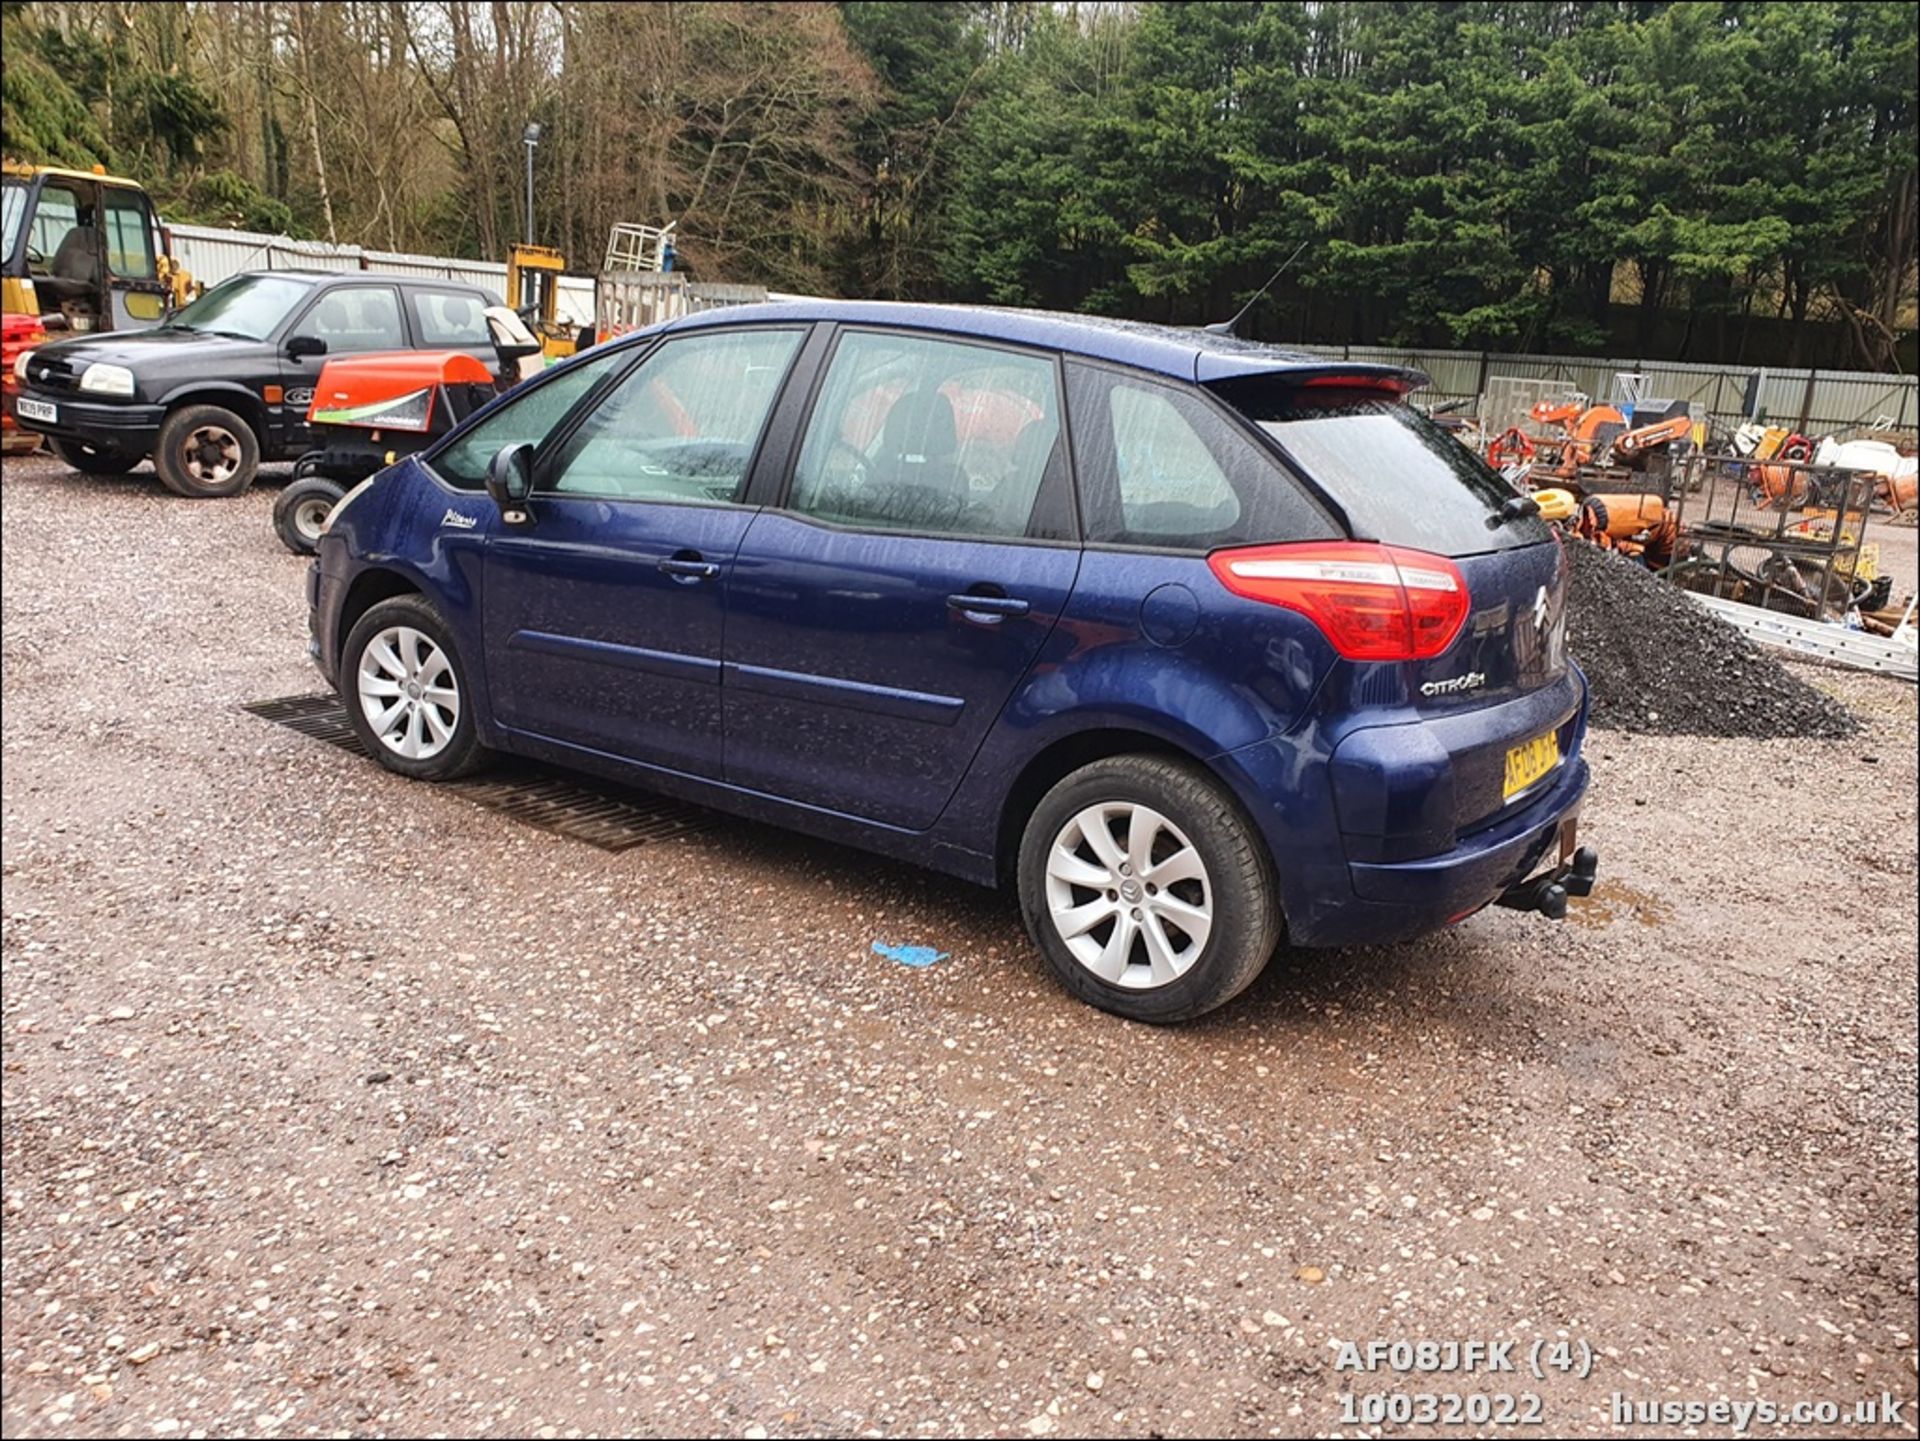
[485,306,546,385]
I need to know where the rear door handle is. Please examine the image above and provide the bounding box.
[659,556,720,580]
[947,592,1030,618]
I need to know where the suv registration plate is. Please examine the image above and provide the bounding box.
[16,397,56,424]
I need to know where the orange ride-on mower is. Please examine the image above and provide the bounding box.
[273,309,543,553]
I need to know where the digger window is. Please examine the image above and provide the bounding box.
[102,189,157,280]
[24,182,83,268]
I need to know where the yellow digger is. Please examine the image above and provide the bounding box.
[3,160,191,329]
[4,160,193,452]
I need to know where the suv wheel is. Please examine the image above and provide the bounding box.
[154,403,260,497]
[341,596,490,781]
[1017,755,1282,1023]
[49,438,141,474]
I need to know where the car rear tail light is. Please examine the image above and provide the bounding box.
[1208,541,1470,661]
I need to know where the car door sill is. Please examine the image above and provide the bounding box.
[496,723,922,835]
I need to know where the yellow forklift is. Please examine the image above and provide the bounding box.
[504,242,578,361]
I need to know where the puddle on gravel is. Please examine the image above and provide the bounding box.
[1567,878,1675,929]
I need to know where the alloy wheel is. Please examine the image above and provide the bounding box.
[357,625,460,761]
[1043,802,1213,988]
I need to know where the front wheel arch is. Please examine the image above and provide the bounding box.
[334,568,423,674]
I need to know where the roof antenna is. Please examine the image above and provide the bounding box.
[1204,239,1309,338]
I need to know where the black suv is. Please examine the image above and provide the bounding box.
[14,269,500,496]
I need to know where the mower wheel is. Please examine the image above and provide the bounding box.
[154,404,260,498]
[274,477,346,555]
[49,438,142,475]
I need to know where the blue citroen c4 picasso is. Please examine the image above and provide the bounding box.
[307,301,1596,1022]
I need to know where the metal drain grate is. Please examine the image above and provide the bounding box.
[243,693,713,852]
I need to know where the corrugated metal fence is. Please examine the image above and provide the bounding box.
[167,223,1915,435]
[1294,342,1917,438]
[168,223,597,327]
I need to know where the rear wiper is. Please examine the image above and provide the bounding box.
[1489,493,1542,528]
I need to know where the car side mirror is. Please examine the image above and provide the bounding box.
[285,334,327,359]
[486,441,535,525]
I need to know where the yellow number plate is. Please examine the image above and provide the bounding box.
[1503,732,1561,801]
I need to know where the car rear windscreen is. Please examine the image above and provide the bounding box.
[1218,386,1551,557]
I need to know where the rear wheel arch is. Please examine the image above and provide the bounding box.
[994,729,1201,888]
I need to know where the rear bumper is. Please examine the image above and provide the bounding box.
[15,392,164,454]
[1342,754,1588,927]
[1216,668,1594,948]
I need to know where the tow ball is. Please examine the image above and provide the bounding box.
[1496,846,1599,920]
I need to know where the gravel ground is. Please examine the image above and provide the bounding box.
[3,454,1916,1439]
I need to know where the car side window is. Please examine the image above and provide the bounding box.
[789,331,1064,540]
[539,328,803,504]
[431,346,631,490]
[1065,362,1339,549]
[294,286,405,354]
[411,289,491,347]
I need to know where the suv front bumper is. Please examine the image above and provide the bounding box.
[15,392,165,455]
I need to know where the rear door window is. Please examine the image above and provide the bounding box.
[1218,385,1550,556]
[790,330,1068,541]
[1065,362,1338,549]
[411,289,491,346]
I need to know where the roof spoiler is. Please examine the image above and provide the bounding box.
[1197,354,1429,395]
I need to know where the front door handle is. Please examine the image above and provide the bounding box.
[947,591,1030,618]
[659,555,720,581]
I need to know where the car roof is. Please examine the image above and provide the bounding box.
[660,299,1426,389]
[234,268,488,294]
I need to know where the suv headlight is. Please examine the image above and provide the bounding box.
[11,350,33,384]
[78,363,137,398]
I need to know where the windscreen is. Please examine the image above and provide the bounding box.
[166,273,313,340]
[1222,387,1551,556]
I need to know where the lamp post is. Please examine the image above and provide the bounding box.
[522,122,542,245]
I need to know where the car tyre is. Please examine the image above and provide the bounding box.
[1017,754,1282,1023]
[273,476,345,555]
[341,595,490,782]
[154,403,260,497]
[49,437,142,474]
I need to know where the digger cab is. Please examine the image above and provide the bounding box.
[2,161,188,333]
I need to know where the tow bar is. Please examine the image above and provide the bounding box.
[1495,846,1599,921]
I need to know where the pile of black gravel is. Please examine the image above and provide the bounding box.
[1563,538,1860,739]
